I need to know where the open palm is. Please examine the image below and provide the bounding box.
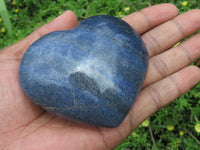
[0,4,200,150]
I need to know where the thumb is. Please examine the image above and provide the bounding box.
[0,10,78,61]
[33,10,78,38]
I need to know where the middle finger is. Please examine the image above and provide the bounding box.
[143,33,200,87]
[142,9,200,57]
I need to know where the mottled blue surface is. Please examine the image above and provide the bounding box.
[19,15,148,128]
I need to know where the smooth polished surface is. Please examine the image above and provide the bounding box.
[19,15,148,128]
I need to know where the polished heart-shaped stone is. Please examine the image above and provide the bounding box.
[19,15,148,128]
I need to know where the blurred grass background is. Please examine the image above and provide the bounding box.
[0,0,200,149]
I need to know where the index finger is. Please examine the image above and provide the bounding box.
[122,4,179,35]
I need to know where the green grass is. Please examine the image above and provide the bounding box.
[1,0,200,49]
[1,0,200,149]
[0,0,12,42]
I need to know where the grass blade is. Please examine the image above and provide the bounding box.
[0,0,12,42]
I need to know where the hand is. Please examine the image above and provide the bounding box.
[0,4,200,150]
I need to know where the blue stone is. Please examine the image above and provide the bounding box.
[19,15,148,128]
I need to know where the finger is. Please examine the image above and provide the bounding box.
[122,4,178,34]
[142,9,200,57]
[31,10,78,39]
[129,66,200,129]
[144,33,200,87]
[0,10,78,61]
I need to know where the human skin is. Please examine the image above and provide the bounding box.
[0,4,200,150]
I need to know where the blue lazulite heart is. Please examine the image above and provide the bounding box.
[19,15,148,128]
